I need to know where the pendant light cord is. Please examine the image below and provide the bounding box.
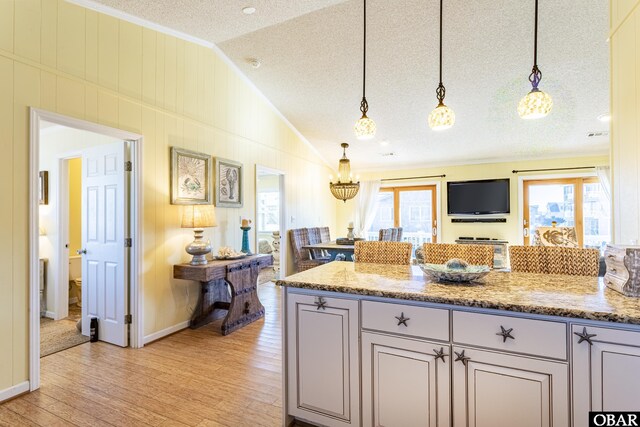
[435,0,446,105]
[360,0,369,115]
[528,0,542,89]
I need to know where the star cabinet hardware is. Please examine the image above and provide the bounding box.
[574,327,597,346]
[433,347,447,363]
[395,312,410,326]
[315,297,327,310]
[454,350,470,366]
[496,325,515,342]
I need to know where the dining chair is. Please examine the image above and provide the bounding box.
[422,243,494,268]
[354,241,413,265]
[289,228,328,272]
[508,246,600,276]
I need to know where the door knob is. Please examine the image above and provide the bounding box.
[77,249,87,255]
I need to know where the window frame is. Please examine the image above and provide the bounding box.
[378,185,438,243]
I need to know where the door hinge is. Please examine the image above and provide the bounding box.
[125,161,132,172]
[125,314,132,324]
[125,238,132,248]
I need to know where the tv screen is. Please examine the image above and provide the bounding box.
[447,179,510,215]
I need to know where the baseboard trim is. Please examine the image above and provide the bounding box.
[0,381,29,403]
[143,320,190,345]
[44,311,56,319]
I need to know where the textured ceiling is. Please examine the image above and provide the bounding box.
[93,0,610,171]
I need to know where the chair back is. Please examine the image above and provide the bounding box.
[422,243,494,267]
[289,228,311,263]
[308,227,322,245]
[378,227,403,242]
[509,246,600,276]
[354,241,413,265]
[319,226,331,243]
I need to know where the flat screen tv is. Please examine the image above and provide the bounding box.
[447,179,510,215]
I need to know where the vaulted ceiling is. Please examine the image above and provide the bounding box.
[93,0,610,170]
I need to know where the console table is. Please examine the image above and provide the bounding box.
[173,254,273,335]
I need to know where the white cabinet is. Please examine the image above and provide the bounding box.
[572,325,640,427]
[361,332,450,427]
[286,293,360,427]
[452,347,569,427]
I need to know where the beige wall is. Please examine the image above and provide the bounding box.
[610,0,640,244]
[337,155,609,245]
[0,0,336,393]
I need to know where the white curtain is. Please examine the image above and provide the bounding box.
[354,180,381,238]
[596,166,611,201]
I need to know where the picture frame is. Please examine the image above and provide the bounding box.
[215,158,243,208]
[39,171,48,205]
[170,147,212,205]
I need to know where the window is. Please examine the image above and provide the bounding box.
[368,185,438,248]
[257,191,280,232]
[523,177,611,250]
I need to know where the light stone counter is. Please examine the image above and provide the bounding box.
[276,261,640,324]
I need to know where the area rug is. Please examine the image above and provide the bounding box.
[40,305,89,357]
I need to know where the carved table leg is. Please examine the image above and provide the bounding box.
[189,279,231,329]
[221,260,265,335]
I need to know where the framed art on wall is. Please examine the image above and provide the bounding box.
[170,147,212,205]
[215,158,243,208]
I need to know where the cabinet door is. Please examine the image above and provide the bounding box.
[362,333,450,427]
[453,347,569,427]
[572,325,640,427]
[286,292,359,427]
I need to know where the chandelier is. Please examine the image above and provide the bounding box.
[354,0,376,140]
[518,0,553,119]
[329,143,360,202]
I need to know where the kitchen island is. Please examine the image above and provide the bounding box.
[277,262,640,427]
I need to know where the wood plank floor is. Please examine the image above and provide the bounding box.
[1,283,284,427]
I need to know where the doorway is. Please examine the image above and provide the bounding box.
[255,166,286,281]
[29,108,144,391]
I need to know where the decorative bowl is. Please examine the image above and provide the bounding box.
[419,260,490,283]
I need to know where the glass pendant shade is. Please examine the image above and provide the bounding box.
[354,114,377,140]
[518,89,553,119]
[428,103,455,131]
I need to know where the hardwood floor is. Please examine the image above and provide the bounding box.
[1,283,284,427]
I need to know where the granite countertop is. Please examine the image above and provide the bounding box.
[276,262,640,325]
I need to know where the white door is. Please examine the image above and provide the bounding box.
[452,347,569,427]
[80,141,129,347]
[361,332,450,427]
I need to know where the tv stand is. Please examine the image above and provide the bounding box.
[455,238,509,269]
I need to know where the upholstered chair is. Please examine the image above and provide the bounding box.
[422,243,494,268]
[509,246,600,277]
[354,241,413,265]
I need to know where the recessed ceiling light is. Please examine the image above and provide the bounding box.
[379,140,389,146]
[597,113,611,122]
[246,58,261,69]
[242,6,256,15]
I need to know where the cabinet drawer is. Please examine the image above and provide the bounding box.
[453,311,567,360]
[362,300,449,341]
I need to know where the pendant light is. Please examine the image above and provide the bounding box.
[329,143,360,202]
[518,0,553,119]
[428,0,455,131]
[354,0,376,140]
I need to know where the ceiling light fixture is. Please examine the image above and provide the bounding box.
[242,7,256,15]
[354,0,376,140]
[597,113,611,122]
[518,0,553,119]
[329,143,360,202]
[428,0,455,131]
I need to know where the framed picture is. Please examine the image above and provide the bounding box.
[39,171,48,205]
[215,158,243,208]
[170,147,212,205]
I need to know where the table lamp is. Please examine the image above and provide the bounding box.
[181,205,217,265]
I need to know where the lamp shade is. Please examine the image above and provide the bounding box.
[181,205,217,229]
